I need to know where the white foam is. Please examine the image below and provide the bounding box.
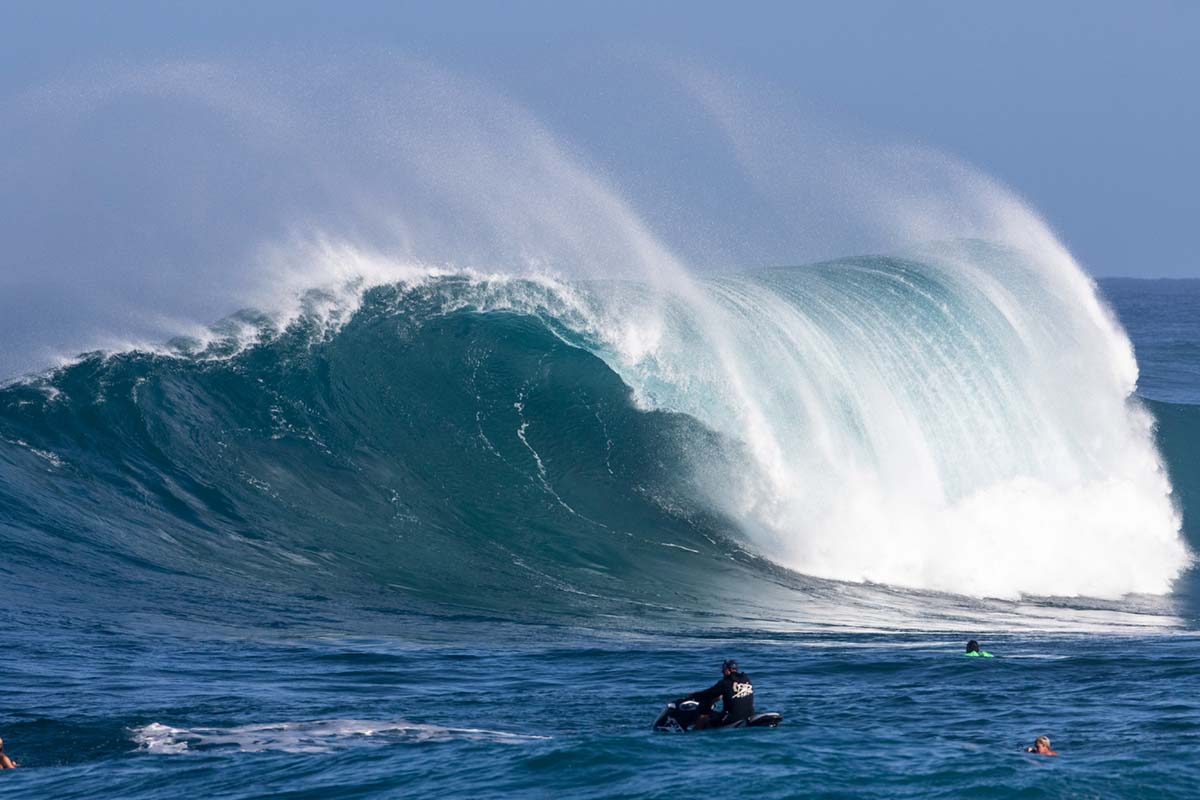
[132,719,548,755]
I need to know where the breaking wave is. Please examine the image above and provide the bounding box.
[1,56,1192,627]
[0,246,1190,626]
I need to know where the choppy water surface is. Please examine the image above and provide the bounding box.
[4,614,1199,799]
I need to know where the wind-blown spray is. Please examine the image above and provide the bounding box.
[0,54,1187,606]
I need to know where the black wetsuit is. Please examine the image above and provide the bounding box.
[687,671,754,726]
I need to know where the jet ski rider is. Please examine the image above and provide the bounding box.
[684,658,754,729]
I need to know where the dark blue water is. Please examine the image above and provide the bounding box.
[1105,279,1200,406]
[5,621,1199,799]
[2,271,1199,798]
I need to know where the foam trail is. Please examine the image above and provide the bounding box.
[133,719,548,754]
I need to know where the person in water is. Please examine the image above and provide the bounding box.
[0,737,17,769]
[685,658,754,729]
[965,639,994,657]
[1025,735,1058,756]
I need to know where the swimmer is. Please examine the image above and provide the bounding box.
[965,639,993,657]
[0,737,17,769]
[1025,735,1058,756]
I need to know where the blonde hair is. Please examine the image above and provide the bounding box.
[1035,736,1050,747]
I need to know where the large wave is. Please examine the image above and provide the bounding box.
[0,55,1190,621]
[0,253,1189,621]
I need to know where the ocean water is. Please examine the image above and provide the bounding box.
[2,258,1199,798]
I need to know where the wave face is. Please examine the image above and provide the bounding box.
[0,249,1190,622]
[0,277,752,622]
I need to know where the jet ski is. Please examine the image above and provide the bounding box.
[652,698,783,732]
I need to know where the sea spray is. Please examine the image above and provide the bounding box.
[0,54,1187,606]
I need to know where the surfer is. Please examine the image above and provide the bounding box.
[684,658,755,729]
[1025,735,1058,756]
[965,639,993,657]
[0,737,17,769]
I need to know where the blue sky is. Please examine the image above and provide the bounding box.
[1,1,1198,376]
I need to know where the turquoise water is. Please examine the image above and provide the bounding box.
[2,265,1198,798]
